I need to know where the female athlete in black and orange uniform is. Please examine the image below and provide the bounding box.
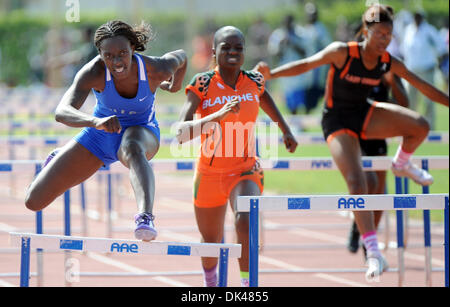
[257,5,449,280]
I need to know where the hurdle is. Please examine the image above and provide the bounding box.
[2,157,448,286]
[2,156,447,237]
[1,131,448,147]
[9,232,241,287]
[237,193,449,287]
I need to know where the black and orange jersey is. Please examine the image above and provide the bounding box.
[324,41,391,109]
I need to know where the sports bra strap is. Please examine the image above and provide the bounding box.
[347,42,360,59]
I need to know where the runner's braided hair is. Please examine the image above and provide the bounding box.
[94,20,154,52]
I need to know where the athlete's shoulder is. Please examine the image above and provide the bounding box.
[322,41,353,68]
[242,70,265,90]
[74,55,105,89]
[326,41,349,53]
[187,70,216,94]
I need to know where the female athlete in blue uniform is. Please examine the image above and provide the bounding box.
[25,20,187,241]
[257,5,449,280]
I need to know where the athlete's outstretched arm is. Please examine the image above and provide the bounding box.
[55,59,122,133]
[256,41,347,80]
[259,90,297,153]
[391,56,449,107]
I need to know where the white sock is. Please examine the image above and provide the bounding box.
[393,146,413,168]
[362,231,381,258]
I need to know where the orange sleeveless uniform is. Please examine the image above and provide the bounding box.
[185,67,265,208]
[322,41,391,142]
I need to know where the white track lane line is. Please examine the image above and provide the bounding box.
[0,222,17,233]
[86,252,191,287]
[268,220,445,267]
[0,279,15,287]
[259,255,370,287]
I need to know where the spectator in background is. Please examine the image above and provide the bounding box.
[45,27,98,87]
[302,2,331,114]
[389,6,414,59]
[401,10,448,129]
[246,16,272,70]
[335,16,353,43]
[439,18,449,90]
[268,15,308,115]
[191,20,216,73]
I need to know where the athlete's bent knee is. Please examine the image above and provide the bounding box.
[416,116,430,136]
[24,192,45,212]
[346,175,368,195]
[121,140,145,161]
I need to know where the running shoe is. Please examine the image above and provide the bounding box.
[346,221,360,253]
[391,161,434,186]
[365,254,389,281]
[134,212,157,241]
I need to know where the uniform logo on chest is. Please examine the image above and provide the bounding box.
[344,74,381,86]
[202,93,259,110]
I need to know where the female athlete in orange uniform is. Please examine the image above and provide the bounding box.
[257,5,449,280]
[177,26,297,286]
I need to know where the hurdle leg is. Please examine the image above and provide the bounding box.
[80,182,88,237]
[64,190,72,287]
[35,163,44,287]
[421,160,432,286]
[423,209,432,286]
[218,248,229,287]
[249,199,259,287]
[36,211,43,287]
[395,176,405,287]
[403,178,409,249]
[20,237,31,287]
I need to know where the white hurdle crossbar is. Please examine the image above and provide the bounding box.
[1,131,448,147]
[1,156,448,174]
[9,232,241,287]
[237,193,449,287]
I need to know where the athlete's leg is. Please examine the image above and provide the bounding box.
[363,102,429,153]
[25,140,103,211]
[327,133,375,235]
[194,204,227,283]
[364,103,432,185]
[117,126,160,214]
[229,180,261,276]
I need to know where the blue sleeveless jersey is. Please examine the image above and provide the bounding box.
[93,53,157,127]
[74,53,160,166]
